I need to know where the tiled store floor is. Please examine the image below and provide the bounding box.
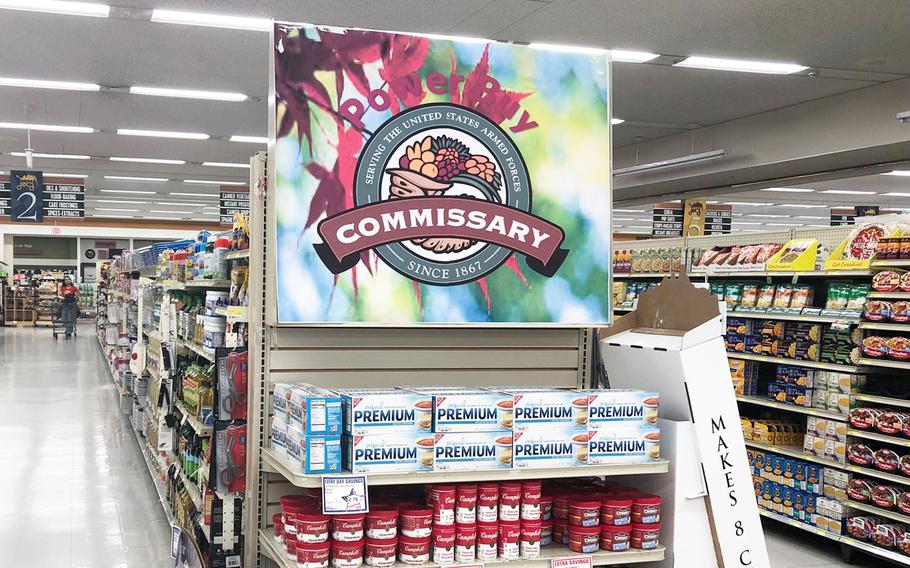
[0,325,170,568]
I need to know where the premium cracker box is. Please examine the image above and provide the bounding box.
[433,431,513,471]
[343,432,436,473]
[337,388,433,434]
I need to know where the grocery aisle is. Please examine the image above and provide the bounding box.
[0,325,171,568]
[764,521,878,567]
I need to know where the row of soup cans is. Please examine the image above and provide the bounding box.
[272,421,660,474]
[272,384,659,435]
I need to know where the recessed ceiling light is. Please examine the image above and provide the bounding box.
[785,204,828,209]
[795,215,827,220]
[117,128,210,140]
[202,161,249,168]
[529,43,606,55]
[610,118,625,125]
[882,171,910,177]
[884,192,910,197]
[130,86,248,102]
[674,56,808,75]
[104,175,168,182]
[723,201,774,206]
[95,199,149,204]
[10,151,90,159]
[761,187,815,193]
[182,180,247,186]
[96,208,140,212]
[100,189,156,195]
[110,156,186,165]
[151,209,194,214]
[0,0,108,17]
[157,202,206,207]
[613,209,645,213]
[45,173,88,178]
[0,76,100,91]
[820,190,877,195]
[229,135,268,144]
[170,192,219,198]
[0,121,93,133]
[150,9,272,31]
[746,214,791,218]
[608,50,660,63]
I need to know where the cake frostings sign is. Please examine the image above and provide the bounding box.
[273,23,611,323]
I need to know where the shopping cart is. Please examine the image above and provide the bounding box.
[52,297,78,339]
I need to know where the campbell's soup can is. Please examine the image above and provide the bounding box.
[477,483,499,523]
[498,521,521,560]
[520,520,542,559]
[455,524,477,563]
[521,481,542,521]
[476,522,499,561]
[499,483,521,522]
[456,484,478,524]
[433,526,456,565]
[430,485,456,526]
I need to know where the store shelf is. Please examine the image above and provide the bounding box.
[214,305,248,322]
[855,394,910,410]
[176,461,203,511]
[872,260,910,269]
[174,399,213,437]
[613,273,671,279]
[263,447,669,488]
[160,280,185,291]
[130,418,174,524]
[259,528,664,568]
[858,358,910,371]
[846,464,910,487]
[840,536,910,566]
[178,338,215,362]
[848,428,910,448]
[727,352,860,373]
[846,500,910,525]
[736,396,847,421]
[729,311,859,324]
[743,440,846,469]
[613,304,635,313]
[757,509,841,542]
[224,249,250,260]
[858,322,910,332]
[869,292,910,300]
[185,279,232,289]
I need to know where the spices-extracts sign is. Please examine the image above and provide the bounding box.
[272,23,612,324]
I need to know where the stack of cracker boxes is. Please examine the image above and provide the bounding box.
[272,385,660,474]
[271,384,344,474]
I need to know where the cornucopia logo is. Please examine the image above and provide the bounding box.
[314,103,569,286]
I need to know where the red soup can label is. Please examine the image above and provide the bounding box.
[433,527,456,565]
[297,542,330,568]
[500,483,521,522]
[476,522,499,561]
[498,521,521,560]
[520,521,542,558]
[478,483,499,523]
[399,536,431,565]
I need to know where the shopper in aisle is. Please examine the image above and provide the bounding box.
[59,276,79,338]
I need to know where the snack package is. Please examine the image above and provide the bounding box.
[826,283,848,310]
[790,285,814,309]
[741,284,759,307]
[757,285,776,309]
[773,285,794,308]
[724,284,743,308]
[847,284,871,311]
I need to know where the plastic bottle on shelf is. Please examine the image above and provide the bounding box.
[214,237,231,280]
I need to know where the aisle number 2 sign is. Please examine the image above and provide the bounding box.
[10,170,43,222]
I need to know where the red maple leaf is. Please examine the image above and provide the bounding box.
[459,45,530,124]
[381,34,431,111]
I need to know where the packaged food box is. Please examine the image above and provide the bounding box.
[272,383,293,417]
[824,468,849,489]
[433,431,513,471]
[725,333,745,352]
[785,385,812,407]
[407,388,512,432]
[587,424,660,464]
[337,388,433,434]
[813,388,829,409]
[777,365,815,387]
[285,425,342,474]
[827,373,866,395]
[824,439,846,464]
[827,392,853,415]
[759,320,785,338]
[493,388,587,431]
[343,431,435,473]
[577,390,659,428]
[726,317,753,335]
[785,323,822,342]
[806,417,828,439]
[512,427,589,468]
[287,385,344,434]
[826,420,847,442]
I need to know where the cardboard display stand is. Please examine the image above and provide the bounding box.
[601,276,770,568]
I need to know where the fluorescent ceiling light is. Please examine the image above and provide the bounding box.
[150,9,272,31]
[674,56,808,75]
[100,189,156,195]
[706,200,720,204]
[151,209,194,214]
[10,151,90,159]
[723,201,773,206]
[182,180,246,186]
[761,187,815,193]
[732,222,763,225]
[202,161,249,168]
[820,189,877,195]
[413,32,488,44]
[614,149,727,176]
[613,217,636,221]
[883,171,910,177]
[96,208,139,212]
[104,175,168,182]
[117,128,209,140]
[45,172,87,178]
[171,192,219,198]
[884,192,910,197]
[93,214,135,219]
[613,209,645,213]
[619,225,653,230]
[611,118,625,125]
[765,222,804,227]
[0,76,99,91]
[0,0,109,17]
[746,214,791,218]
[608,50,660,63]
[229,135,268,144]
[110,156,185,165]
[198,212,220,216]
[784,204,828,209]
[130,86,247,102]
[795,215,827,220]
[158,202,206,207]
[0,121,93,133]
[95,200,148,204]
[529,43,606,55]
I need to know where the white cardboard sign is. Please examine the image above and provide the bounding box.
[551,557,593,568]
[321,474,369,514]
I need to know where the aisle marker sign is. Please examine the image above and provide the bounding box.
[220,190,250,224]
[321,474,369,514]
[10,170,44,222]
[651,201,684,236]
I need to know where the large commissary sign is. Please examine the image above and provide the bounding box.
[272,23,611,323]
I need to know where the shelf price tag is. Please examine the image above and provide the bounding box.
[551,556,593,568]
[322,474,370,514]
[170,525,181,558]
